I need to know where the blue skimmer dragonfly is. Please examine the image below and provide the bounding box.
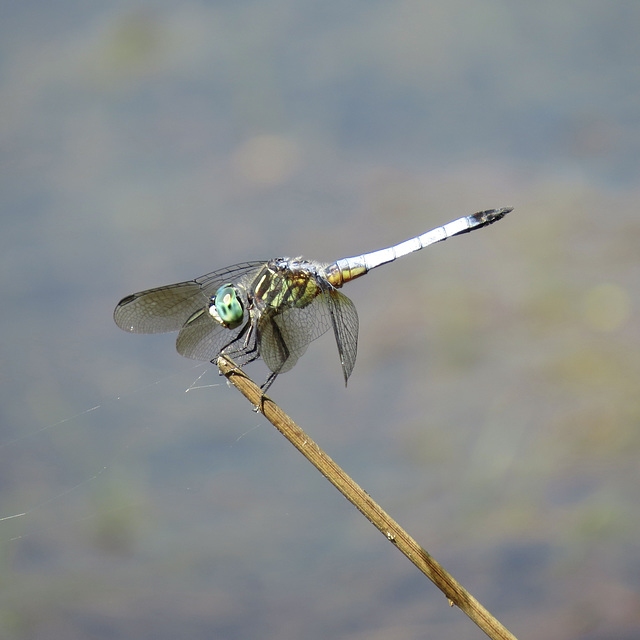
[114,207,511,390]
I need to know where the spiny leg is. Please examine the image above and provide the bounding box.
[215,320,259,370]
[229,319,261,365]
[259,371,279,394]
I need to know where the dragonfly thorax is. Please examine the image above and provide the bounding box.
[209,284,245,329]
[252,258,328,312]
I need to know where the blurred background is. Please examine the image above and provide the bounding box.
[1,2,640,639]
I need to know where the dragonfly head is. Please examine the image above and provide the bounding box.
[209,284,245,329]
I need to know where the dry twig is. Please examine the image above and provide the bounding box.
[217,355,518,640]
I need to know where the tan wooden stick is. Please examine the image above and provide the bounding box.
[217,356,518,640]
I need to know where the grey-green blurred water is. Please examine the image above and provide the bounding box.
[2,3,640,639]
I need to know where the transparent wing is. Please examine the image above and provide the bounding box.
[175,307,250,362]
[258,294,332,374]
[114,281,204,334]
[326,290,359,385]
[258,288,358,381]
[258,317,290,374]
[114,261,265,334]
[194,261,266,299]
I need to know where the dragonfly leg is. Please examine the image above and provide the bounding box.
[260,371,278,393]
[214,320,258,367]
[236,321,261,365]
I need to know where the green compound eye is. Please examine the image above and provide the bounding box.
[213,285,244,328]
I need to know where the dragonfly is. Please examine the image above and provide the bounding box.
[114,207,512,391]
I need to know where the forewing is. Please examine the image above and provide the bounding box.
[195,261,266,299]
[327,290,359,385]
[114,261,265,334]
[114,281,204,334]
